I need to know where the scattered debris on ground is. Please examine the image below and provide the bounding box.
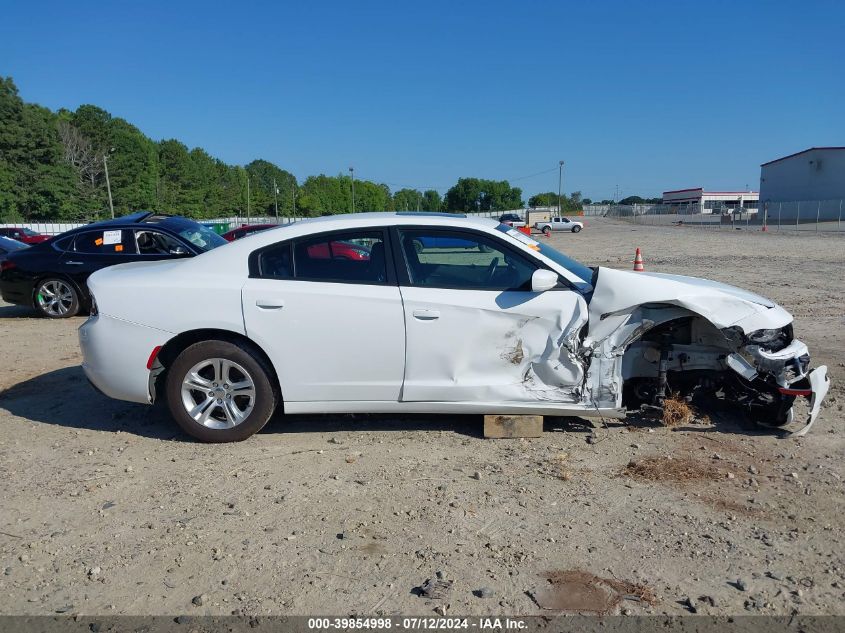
[416,578,453,601]
[531,570,656,614]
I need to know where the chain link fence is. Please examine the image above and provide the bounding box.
[583,200,845,233]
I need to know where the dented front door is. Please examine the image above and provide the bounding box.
[400,286,588,402]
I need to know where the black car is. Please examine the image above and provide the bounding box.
[0,212,226,318]
[0,235,29,258]
[498,213,525,225]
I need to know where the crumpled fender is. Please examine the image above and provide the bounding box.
[587,267,793,338]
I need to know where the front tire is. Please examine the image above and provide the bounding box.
[34,278,80,318]
[165,340,277,442]
[572,225,582,233]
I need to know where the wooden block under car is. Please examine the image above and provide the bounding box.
[483,414,543,439]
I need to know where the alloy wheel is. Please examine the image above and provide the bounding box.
[180,358,256,429]
[36,280,75,317]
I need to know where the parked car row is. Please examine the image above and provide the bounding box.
[0,212,227,318]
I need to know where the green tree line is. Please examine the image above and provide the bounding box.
[1,77,587,222]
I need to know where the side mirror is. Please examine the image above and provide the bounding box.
[531,269,558,292]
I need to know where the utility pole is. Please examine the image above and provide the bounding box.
[349,167,355,213]
[273,178,279,222]
[246,175,251,222]
[292,187,296,217]
[558,160,564,215]
[103,149,115,218]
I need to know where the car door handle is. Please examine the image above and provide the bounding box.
[255,299,284,310]
[412,309,440,321]
[65,260,84,265]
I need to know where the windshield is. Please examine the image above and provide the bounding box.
[22,228,39,236]
[496,224,593,291]
[164,220,227,252]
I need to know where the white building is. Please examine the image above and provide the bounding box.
[662,188,759,214]
[759,147,845,203]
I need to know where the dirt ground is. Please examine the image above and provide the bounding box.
[0,217,843,616]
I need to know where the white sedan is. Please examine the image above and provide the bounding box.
[79,213,828,442]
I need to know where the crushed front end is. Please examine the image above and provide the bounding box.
[722,325,829,436]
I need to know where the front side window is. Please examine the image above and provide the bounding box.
[135,230,188,255]
[73,229,137,254]
[256,230,387,284]
[399,229,536,290]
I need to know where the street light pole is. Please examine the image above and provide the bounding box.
[273,178,279,222]
[349,167,356,213]
[558,160,564,215]
[246,175,251,222]
[103,149,115,219]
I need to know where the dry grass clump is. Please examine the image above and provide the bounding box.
[661,393,694,427]
[538,451,573,480]
[622,455,720,482]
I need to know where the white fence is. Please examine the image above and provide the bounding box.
[1,222,86,236]
[583,200,845,233]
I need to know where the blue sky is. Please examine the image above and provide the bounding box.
[2,0,843,200]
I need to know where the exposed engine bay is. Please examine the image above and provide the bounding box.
[582,301,829,437]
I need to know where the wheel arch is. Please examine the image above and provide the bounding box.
[153,328,282,408]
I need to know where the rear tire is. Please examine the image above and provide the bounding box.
[542,226,551,237]
[34,278,80,318]
[165,339,278,442]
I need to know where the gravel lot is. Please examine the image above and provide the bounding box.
[1,217,843,616]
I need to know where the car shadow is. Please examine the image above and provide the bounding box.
[622,404,786,437]
[0,366,183,440]
[0,303,39,319]
[1,366,595,442]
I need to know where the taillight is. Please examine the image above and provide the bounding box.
[146,346,162,370]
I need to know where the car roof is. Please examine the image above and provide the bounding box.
[183,212,500,268]
[0,235,29,248]
[63,212,196,235]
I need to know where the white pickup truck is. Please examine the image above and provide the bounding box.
[535,216,584,235]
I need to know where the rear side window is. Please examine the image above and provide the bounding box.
[256,230,387,284]
[73,229,137,254]
[53,236,74,251]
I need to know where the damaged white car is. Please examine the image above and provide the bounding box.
[78,213,829,442]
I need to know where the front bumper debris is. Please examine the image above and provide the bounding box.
[788,365,830,438]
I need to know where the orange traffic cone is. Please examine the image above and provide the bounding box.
[633,247,644,272]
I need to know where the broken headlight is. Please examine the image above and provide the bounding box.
[746,325,792,351]
[746,329,781,344]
